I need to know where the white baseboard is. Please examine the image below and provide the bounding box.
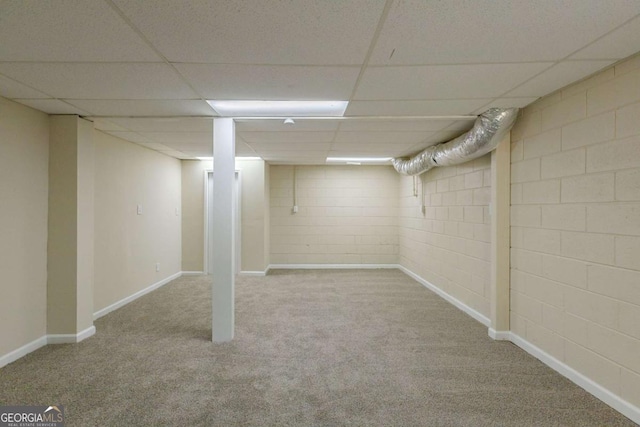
[93,271,182,320]
[0,335,47,368]
[488,328,511,340]
[47,325,96,344]
[398,265,491,327]
[268,263,400,270]
[181,271,204,276]
[239,270,268,276]
[508,332,640,425]
[399,264,639,424]
[1,325,96,367]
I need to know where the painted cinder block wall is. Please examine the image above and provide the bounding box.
[509,54,640,408]
[270,165,399,265]
[398,155,493,318]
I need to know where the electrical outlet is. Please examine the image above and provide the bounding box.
[175,207,179,216]
[137,204,143,215]
[292,205,298,214]
[155,263,160,272]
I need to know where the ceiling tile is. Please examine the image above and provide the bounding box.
[105,117,213,133]
[505,61,614,97]
[258,151,329,159]
[136,132,210,145]
[247,142,332,152]
[471,98,540,114]
[355,63,551,100]
[346,99,489,116]
[337,119,455,132]
[330,142,417,153]
[235,119,339,132]
[0,63,197,99]
[12,99,90,115]
[333,131,432,144]
[0,0,160,62]
[239,131,335,143]
[175,64,359,100]
[0,74,50,99]
[369,0,640,65]
[112,0,385,64]
[134,142,174,151]
[570,15,640,60]
[66,100,214,116]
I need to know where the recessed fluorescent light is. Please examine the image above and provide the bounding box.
[236,156,261,160]
[326,157,392,164]
[207,100,348,117]
[196,157,213,161]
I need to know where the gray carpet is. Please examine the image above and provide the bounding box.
[0,269,636,426]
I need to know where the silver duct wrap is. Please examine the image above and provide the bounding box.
[392,108,519,176]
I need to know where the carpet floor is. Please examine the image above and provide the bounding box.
[0,269,636,426]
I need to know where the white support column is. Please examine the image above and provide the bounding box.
[489,134,511,339]
[212,118,236,342]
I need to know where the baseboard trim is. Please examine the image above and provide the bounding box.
[239,270,268,276]
[398,265,491,327]
[508,332,640,425]
[0,336,48,368]
[181,271,204,276]
[268,263,400,270]
[488,328,511,340]
[93,271,182,320]
[47,326,96,345]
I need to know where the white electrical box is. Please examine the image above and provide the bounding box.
[292,205,299,214]
[156,263,160,272]
[137,204,143,215]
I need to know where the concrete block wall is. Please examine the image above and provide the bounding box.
[398,154,492,318]
[270,165,399,264]
[510,54,640,408]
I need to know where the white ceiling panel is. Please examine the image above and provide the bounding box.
[112,0,385,65]
[333,131,432,144]
[505,61,615,97]
[235,119,339,132]
[0,63,197,99]
[137,132,211,145]
[0,75,50,99]
[247,142,332,152]
[67,100,214,117]
[13,99,90,115]
[338,119,456,132]
[105,117,213,133]
[331,142,417,152]
[134,142,174,151]
[239,131,335,144]
[571,15,640,60]
[355,63,551,100]
[0,0,160,62]
[175,64,359,100]
[346,100,489,116]
[471,98,540,114]
[370,0,640,65]
[258,151,329,159]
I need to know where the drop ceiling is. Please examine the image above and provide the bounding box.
[1,0,639,164]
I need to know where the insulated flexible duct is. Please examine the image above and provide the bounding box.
[392,108,519,176]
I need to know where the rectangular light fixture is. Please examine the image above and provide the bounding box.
[207,100,348,117]
[326,157,392,164]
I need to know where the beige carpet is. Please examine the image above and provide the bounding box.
[0,269,636,426]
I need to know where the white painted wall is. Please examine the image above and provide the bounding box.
[0,97,49,359]
[93,130,182,313]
